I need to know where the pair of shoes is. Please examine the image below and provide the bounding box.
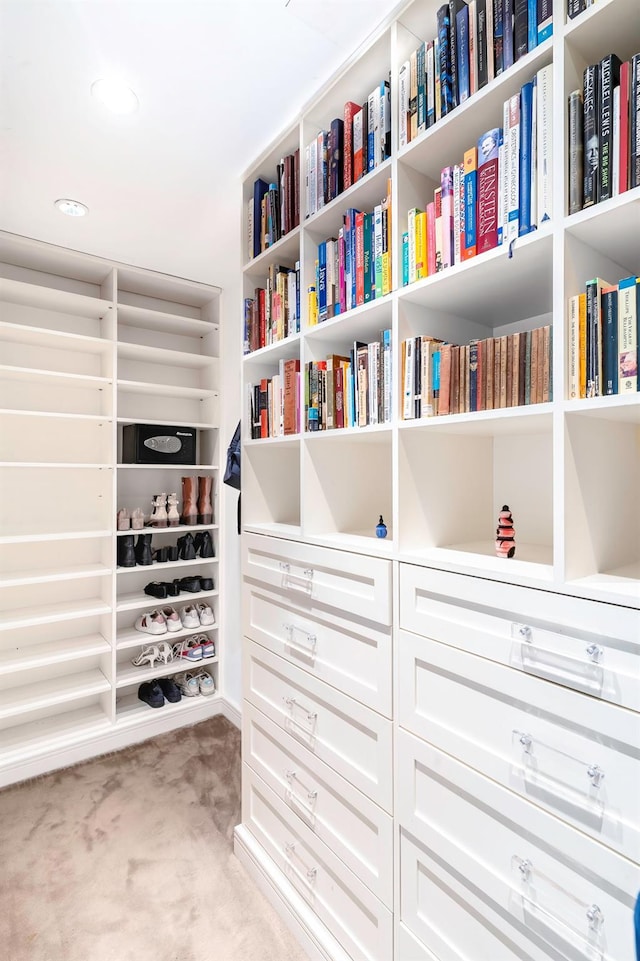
[173,574,214,593]
[180,602,215,629]
[149,493,180,528]
[116,508,145,531]
[145,580,181,599]
[176,531,214,561]
[180,476,213,526]
[138,676,182,708]
[131,641,174,668]
[134,606,182,635]
[118,533,154,568]
[152,546,179,564]
[174,669,215,696]
[173,634,215,661]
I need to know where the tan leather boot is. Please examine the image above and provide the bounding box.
[180,476,198,526]
[197,475,213,525]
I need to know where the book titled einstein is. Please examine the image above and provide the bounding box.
[477,127,502,253]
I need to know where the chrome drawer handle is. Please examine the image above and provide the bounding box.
[282,622,318,656]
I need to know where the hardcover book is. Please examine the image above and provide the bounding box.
[343,100,360,189]
[599,54,622,203]
[477,0,489,89]
[582,63,600,206]
[437,4,455,116]
[568,90,584,214]
[618,276,638,392]
[477,127,502,252]
[456,3,471,104]
[630,54,640,189]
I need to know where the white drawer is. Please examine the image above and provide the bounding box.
[243,532,392,625]
[399,564,640,710]
[243,579,392,716]
[398,630,640,862]
[398,729,640,961]
[242,702,393,907]
[398,923,440,961]
[242,763,393,961]
[243,638,393,812]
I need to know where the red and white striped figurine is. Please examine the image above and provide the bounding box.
[496,505,516,558]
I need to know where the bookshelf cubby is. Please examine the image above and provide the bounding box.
[239,1,640,959]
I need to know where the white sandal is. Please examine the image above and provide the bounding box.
[131,644,160,668]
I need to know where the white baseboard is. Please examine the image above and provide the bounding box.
[221,696,242,728]
[233,824,352,961]
[0,698,227,790]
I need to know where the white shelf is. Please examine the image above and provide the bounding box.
[0,670,111,721]
[243,333,301,365]
[0,321,112,353]
[116,522,218,535]
[116,621,218,652]
[117,416,217,429]
[117,303,217,337]
[1,563,111,587]
[0,409,112,423]
[117,340,214,368]
[116,654,218,688]
[116,556,218,575]
[0,706,111,766]
[0,277,113,319]
[0,365,112,389]
[117,379,217,400]
[0,598,111,632]
[244,435,301,447]
[115,689,220,725]
[304,296,393,344]
[563,0,640,62]
[116,464,219,472]
[563,395,640,423]
[568,564,640,602]
[116,588,218,613]
[0,461,112,469]
[564,187,640,275]
[399,404,554,436]
[243,226,301,276]
[0,634,110,676]
[0,529,112,545]
[403,541,555,582]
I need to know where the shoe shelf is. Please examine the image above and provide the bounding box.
[0,598,111,632]
[116,466,219,473]
[116,556,219,575]
[115,522,218,535]
[0,277,113,319]
[117,303,217,338]
[115,654,219,689]
[116,621,218,652]
[0,530,112,545]
[1,563,111,588]
[0,706,111,769]
[0,634,110,677]
[116,588,218,613]
[0,669,111,722]
[117,379,217,400]
[114,689,220,726]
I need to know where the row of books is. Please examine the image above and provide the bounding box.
[243,263,301,354]
[312,180,393,322]
[567,0,598,17]
[306,333,393,431]
[568,53,640,214]
[567,276,639,399]
[248,360,302,439]
[305,82,391,220]
[248,153,301,260]
[402,65,551,281]
[402,326,552,417]
[399,0,552,147]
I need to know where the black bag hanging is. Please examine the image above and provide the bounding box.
[223,421,241,533]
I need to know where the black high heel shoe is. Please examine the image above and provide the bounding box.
[134,533,153,566]
[194,531,215,558]
[177,533,196,561]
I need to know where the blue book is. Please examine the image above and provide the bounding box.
[252,178,268,258]
[463,149,477,254]
[527,0,537,51]
[437,4,454,116]
[402,232,409,286]
[317,242,328,323]
[537,0,553,43]
[503,0,514,71]
[469,340,479,411]
[602,286,618,395]
[456,5,470,104]
[493,0,504,75]
[432,350,442,411]
[519,81,534,235]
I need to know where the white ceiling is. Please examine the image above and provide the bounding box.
[0,0,400,285]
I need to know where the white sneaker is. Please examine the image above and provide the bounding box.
[196,602,215,626]
[161,605,182,632]
[180,605,200,629]
[134,610,167,635]
[195,670,216,696]
[174,671,200,697]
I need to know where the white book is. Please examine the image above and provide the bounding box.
[567,294,580,399]
[426,44,435,127]
[486,0,495,82]
[399,61,410,148]
[307,140,316,218]
[287,270,297,336]
[407,207,418,284]
[421,337,432,417]
[453,164,462,265]
[316,131,326,211]
[368,341,379,426]
[403,337,415,419]
[612,85,620,197]
[530,78,538,229]
[469,0,478,96]
[505,94,520,249]
[536,63,553,224]
[382,330,392,422]
[380,81,391,163]
[353,109,364,178]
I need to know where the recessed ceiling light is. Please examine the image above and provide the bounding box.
[55,199,89,217]
[91,78,139,115]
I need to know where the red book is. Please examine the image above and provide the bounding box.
[343,101,360,190]
[355,211,365,306]
[426,202,436,276]
[476,128,501,254]
[620,61,630,194]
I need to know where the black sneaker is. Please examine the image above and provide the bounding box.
[156,676,182,703]
[138,681,164,708]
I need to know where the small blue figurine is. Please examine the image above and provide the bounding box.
[376,515,388,538]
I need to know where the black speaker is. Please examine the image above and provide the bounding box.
[122,424,197,464]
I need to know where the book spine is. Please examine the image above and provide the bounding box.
[619,61,630,193]
[317,242,327,323]
[503,0,514,71]
[586,278,604,396]
[402,232,409,286]
[602,286,618,395]
[367,89,377,174]
[505,94,520,248]
[453,165,462,265]
[353,108,364,182]
[498,128,507,245]
[449,0,462,108]
[329,119,344,201]
[537,0,553,42]
[363,214,372,303]
[568,89,584,214]
[582,64,600,207]
[631,55,640,188]
[435,36,442,121]
[514,0,528,60]
[567,0,585,18]
[403,337,415,419]
[469,340,479,411]
[456,5,471,104]
[426,42,436,128]
[477,128,501,252]
[381,80,391,161]
[463,147,478,258]
[438,4,454,116]
[599,54,621,203]
[530,77,538,227]
[408,207,418,284]
[612,86,620,197]
[416,211,428,279]
[382,329,392,422]
[410,49,418,141]
[567,294,580,398]
[519,81,534,235]
[399,62,410,148]
[355,212,365,307]
[486,0,495,82]
[427,202,437,275]
[438,344,452,415]
[441,167,455,269]
[493,0,504,76]
[477,0,488,89]
[469,0,478,96]
[374,204,384,298]
[526,0,537,52]
[417,43,427,132]
[618,276,638,392]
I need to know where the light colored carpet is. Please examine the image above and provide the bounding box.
[0,716,309,961]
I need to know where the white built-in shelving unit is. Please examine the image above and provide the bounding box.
[236,1,640,960]
[0,231,225,787]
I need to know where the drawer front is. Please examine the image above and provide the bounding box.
[399,564,640,710]
[242,763,393,961]
[243,639,393,812]
[398,729,640,961]
[398,630,640,861]
[243,532,392,624]
[398,923,440,961]
[242,702,393,907]
[243,580,392,716]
